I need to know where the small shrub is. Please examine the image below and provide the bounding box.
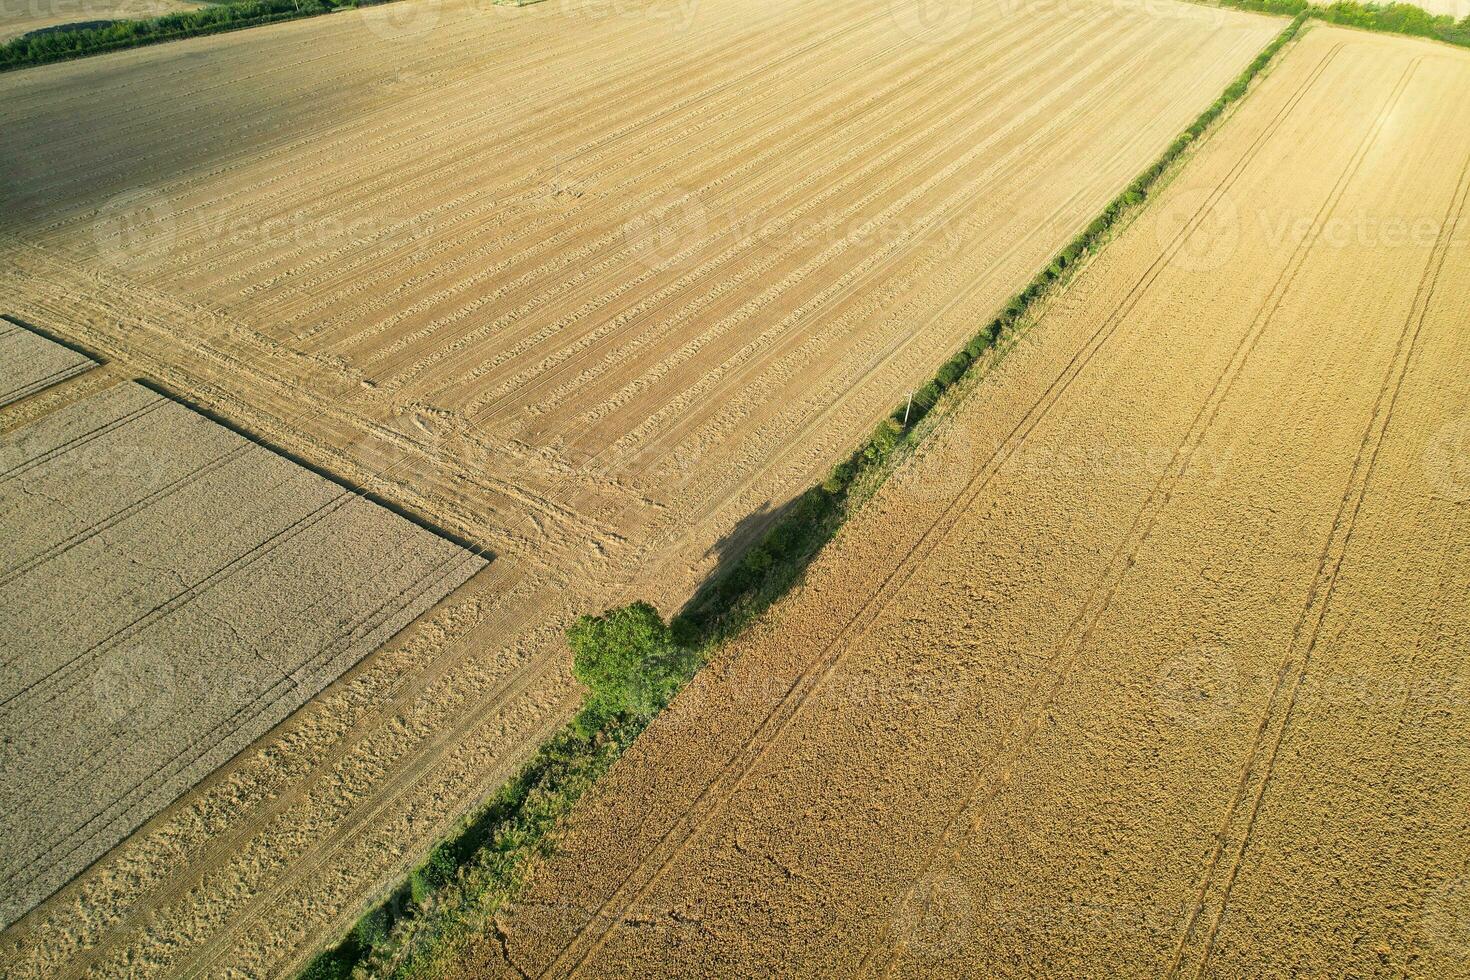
[567,602,691,720]
[354,905,390,951]
[864,418,901,461]
[936,355,969,387]
[823,459,855,493]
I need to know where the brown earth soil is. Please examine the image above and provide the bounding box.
[0,0,1281,974]
[457,24,1470,980]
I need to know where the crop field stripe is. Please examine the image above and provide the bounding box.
[861,45,1420,980]
[525,15,1225,495]
[444,13,1072,425]
[0,362,91,404]
[155,659,576,980]
[0,441,255,585]
[484,16,1158,468]
[441,20,1152,414]
[7,532,485,911]
[0,374,487,929]
[106,3,862,262]
[0,484,358,714]
[176,5,872,306]
[552,24,1189,455]
[0,391,481,720]
[536,27,1333,980]
[25,521,472,834]
[404,17,1053,416]
[1170,122,1470,980]
[618,26,1242,539]
[0,395,165,485]
[12,6,782,246]
[51,579,568,980]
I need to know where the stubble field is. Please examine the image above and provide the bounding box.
[0,0,1282,974]
[461,24,1470,980]
[0,379,485,929]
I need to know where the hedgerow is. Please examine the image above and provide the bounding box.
[298,13,1310,980]
[1221,0,1470,49]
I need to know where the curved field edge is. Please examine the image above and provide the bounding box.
[295,13,1310,980]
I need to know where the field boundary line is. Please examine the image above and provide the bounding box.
[190,19,1151,973]
[535,22,1325,980]
[860,40,1411,980]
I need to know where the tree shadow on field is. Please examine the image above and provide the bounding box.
[676,489,842,644]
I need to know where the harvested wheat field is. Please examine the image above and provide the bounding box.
[0,318,96,407]
[457,24,1470,980]
[0,382,485,929]
[0,0,1285,973]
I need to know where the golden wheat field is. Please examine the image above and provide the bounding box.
[457,24,1470,980]
[0,0,1288,975]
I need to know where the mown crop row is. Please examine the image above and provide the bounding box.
[297,12,1310,980]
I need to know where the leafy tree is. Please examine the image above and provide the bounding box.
[567,602,692,721]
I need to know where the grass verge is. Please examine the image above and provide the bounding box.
[298,12,1309,979]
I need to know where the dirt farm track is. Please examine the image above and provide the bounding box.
[459,24,1470,979]
[0,0,1284,974]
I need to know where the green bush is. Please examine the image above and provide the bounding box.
[936,354,969,387]
[567,602,692,720]
[823,459,855,493]
[1220,0,1469,51]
